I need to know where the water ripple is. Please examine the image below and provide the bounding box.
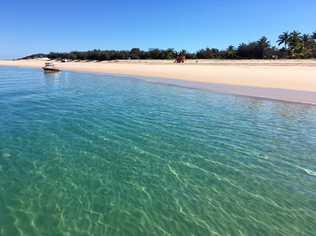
[1,67,316,235]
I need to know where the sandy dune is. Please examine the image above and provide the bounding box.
[1,59,316,104]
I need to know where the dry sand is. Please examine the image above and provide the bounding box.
[1,59,316,105]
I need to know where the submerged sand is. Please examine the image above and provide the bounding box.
[1,59,316,104]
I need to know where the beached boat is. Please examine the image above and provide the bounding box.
[42,62,61,73]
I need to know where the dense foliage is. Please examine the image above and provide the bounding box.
[22,30,316,61]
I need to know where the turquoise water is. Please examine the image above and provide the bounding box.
[0,67,316,236]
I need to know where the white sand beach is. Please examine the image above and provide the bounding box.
[1,59,316,104]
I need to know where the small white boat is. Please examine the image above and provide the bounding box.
[42,62,61,73]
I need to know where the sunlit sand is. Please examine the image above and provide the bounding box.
[1,59,316,104]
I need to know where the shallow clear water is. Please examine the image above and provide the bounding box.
[0,67,316,236]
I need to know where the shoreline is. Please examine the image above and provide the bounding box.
[141,77,316,106]
[1,59,316,105]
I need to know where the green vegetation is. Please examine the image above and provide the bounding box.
[22,30,316,61]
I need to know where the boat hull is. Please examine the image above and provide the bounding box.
[42,68,61,73]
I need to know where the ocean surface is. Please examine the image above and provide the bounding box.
[0,66,316,236]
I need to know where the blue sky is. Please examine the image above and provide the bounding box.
[1,0,315,58]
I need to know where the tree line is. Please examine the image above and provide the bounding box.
[22,30,316,61]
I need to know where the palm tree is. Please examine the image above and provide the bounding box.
[226,45,236,59]
[302,34,310,42]
[302,34,311,46]
[256,37,270,58]
[289,31,302,44]
[301,34,313,58]
[288,31,303,58]
[257,36,270,48]
[277,32,290,48]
